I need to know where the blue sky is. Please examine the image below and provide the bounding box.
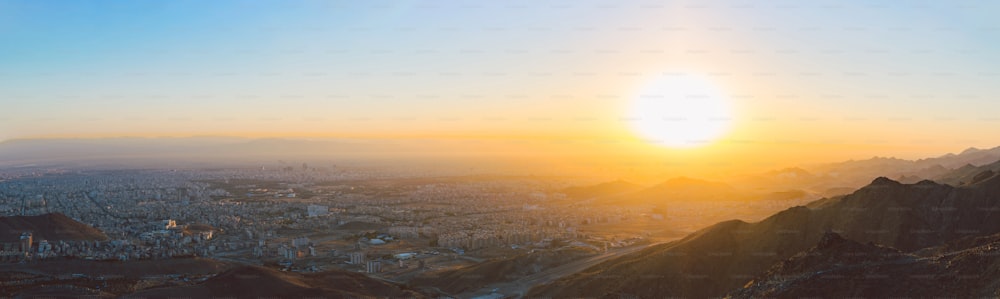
[2,0,999,155]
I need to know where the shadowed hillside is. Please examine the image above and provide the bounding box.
[410,247,598,295]
[530,173,1000,298]
[730,232,1000,298]
[0,213,108,243]
[128,265,431,298]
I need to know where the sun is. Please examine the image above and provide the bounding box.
[629,73,733,148]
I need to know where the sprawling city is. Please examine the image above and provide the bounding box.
[4,0,1000,298]
[1,158,821,297]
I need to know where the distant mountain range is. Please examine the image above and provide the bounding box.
[0,137,392,167]
[0,137,577,173]
[530,166,1000,298]
[935,158,1000,186]
[5,138,999,178]
[799,145,1000,189]
[558,145,1000,207]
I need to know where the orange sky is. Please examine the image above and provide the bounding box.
[3,1,999,179]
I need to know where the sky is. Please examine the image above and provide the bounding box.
[2,0,1000,176]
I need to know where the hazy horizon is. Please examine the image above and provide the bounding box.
[2,136,997,185]
[4,0,1000,179]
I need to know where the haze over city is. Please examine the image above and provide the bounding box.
[3,0,1000,298]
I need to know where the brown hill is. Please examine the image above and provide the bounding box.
[0,213,108,243]
[561,180,642,199]
[603,177,741,206]
[7,285,110,298]
[129,265,431,298]
[410,247,597,294]
[750,189,811,201]
[730,232,1000,298]
[1,258,234,297]
[529,176,1000,298]
[761,231,906,273]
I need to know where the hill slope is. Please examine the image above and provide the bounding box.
[410,247,597,295]
[730,232,1000,298]
[529,175,1000,298]
[0,213,108,243]
[128,265,431,298]
[561,180,642,199]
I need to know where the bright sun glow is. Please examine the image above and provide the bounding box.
[630,73,733,148]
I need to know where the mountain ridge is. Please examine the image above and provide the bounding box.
[530,176,1000,298]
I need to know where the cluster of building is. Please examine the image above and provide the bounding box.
[0,230,213,263]
[0,166,656,277]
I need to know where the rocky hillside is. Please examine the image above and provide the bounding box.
[529,173,1000,298]
[729,232,1000,298]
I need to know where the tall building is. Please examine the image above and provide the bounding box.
[366,260,382,273]
[307,204,329,217]
[291,237,309,248]
[165,219,177,229]
[37,240,50,254]
[349,251,365,265]
[19,232,32,253]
